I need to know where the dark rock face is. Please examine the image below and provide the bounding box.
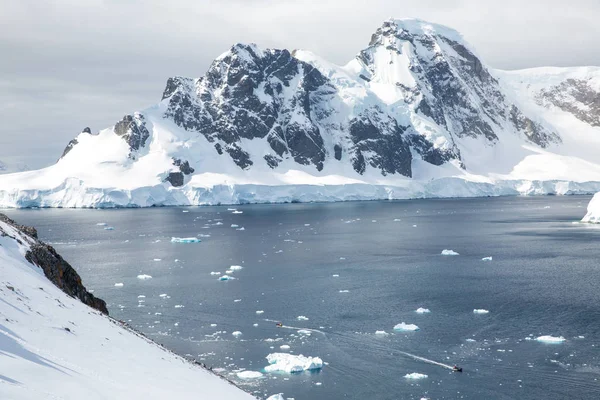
[333,144,342,161]
[172,158,195,175]
[509,106,560,148]
[163,44,334,171]
[349,108,412,177]
[114,114,150,157]
[537,79,600,127]
[165,172,184,187]
[0,214,108,315]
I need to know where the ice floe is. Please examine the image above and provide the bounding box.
[280,345,290,350]
[96,222,107,226]
[230,265,243,271]
[266,394,284,400]
[375,330,389,336]
[265,353,323,373]
[232,210,243,214]
[171,237,201,243]
[415,308,430,314]
[114,283,124,287]
[441,249,459,256]
[232,331,243,337]
[255,310,264,314]
[296,316,309,321]
[481,256,493,261]
[339,290,349,293]
[218,275,235,281]
[236,371,263,379]
[104,227,114,231]
[473,309,489,314]
[536,335,566,343]
[137,274,152,280]
[394,322,420,331]
[404,373,428,380]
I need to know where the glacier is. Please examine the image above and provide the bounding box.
[1,18,600,209]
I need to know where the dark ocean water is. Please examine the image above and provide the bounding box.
[5,196,600,399]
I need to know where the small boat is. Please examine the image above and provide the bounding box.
[452,366,463,372]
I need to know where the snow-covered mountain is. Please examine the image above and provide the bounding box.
[2,18,600,208]
[0,214,255,399]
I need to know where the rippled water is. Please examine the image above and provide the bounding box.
[6,196,600,399]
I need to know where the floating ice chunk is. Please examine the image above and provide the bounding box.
[198,234,211,238]
[182,210,189,213]
[234,299,241,302]
[415,308,431,314]
[375,330,389,336]
[171,237,201,243]
[412,225,417,228]
[210,324,217,327]
[304,223,310,226]
[227,208,237,211]
[232,210,243,214]
[153,258,161,261]
[394,322,420,331]
[332,274,339,277]
[266,394,284,400]
[137,274,152,280]
[236,227,245,231]
[465,338,476,342]
[404,373,428,380]
[237,370,263,379]
[280,345,291,350]
[441,249,459,256]
[297,329,312,335]
[265,353,323,373]
[114,283,124,287]
[473,309,489,314]
[393,219,401,222]
[536,335,566,344]
[159,293,168,298]
[230,265,243,271]
[96,222,107,226]
[232,331,243,337]
[137,295,145,298]
[297,316,309,321]
[214,221,223,226]
[339,289,349,293]
[225,270,233,274]
[253,323,259,327]
[481,256,493,261]
[231,224,239,228]
[104,227,114,231]
[174,305,184,308]
[219,275,235,281]
[256,310,264,314]
[210,271,221,275]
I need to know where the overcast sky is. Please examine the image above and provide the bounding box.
[1,0,599,171]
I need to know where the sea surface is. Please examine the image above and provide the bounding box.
[5,196,600,400]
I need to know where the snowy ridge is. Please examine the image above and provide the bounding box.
[0,216,254,399]
[1,18,600,208]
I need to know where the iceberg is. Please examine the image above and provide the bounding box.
[230,265,243,271]
[441,249,459,256]
[266,395,284,400]
[582,192,600,223]
[171,237,201,243]
[137,274,152,280]
[404,373,428,380]
[393,322,420,331]
[218,275,235,281]
[473,309,489,314]
[296,316,309,321]
[264,353,323,373]
[280,345,291,350]
[236,371,263,379]
[415,307,431,314]
[375,330,389,336]
[232,331,243,337]
[535,335,566,343]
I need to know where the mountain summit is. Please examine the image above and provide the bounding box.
[1,18,600,207]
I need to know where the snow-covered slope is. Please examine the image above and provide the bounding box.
[0,214,255,399]
[2,18,600,208]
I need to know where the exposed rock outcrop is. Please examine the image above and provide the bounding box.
[0,214,108,314]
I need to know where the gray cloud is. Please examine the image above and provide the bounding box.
[1,0,599,170]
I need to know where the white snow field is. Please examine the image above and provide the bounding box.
[0,20,600,209]
[0,220,254,400]
[264,353,324,373]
